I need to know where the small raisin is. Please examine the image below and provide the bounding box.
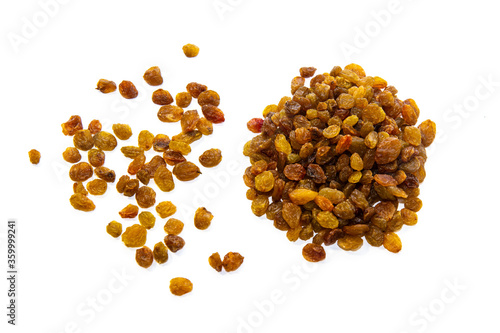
[119,80,138,99]
[194,207,213,230]
[143,66,163,86]
[222,252,244,272]
[96,79,116,93]
[135,246,154,268]
[164,234,185,253]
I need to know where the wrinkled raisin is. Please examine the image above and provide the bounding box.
[93,131,117,151]
[222,252,244,272]
[208,252,223,272]
[112,123,132,140]
[156,201,176,218]
[135,246,154,268]
[69,193,95,212]
[96,79,116,93]
[62,147,81,163]
[73,130,94,151]
[176,92,192,108]
[194,207,213,230]
[86,179,107,195]
[186,82,207,98]
[136,186,156,208]
[164,234,185,252]
[61,115,83,136]
[122,224,147,247]
[119,80,138,99]
[153,242,169,264]
[138,211,156,229]
[182,43,199,57]
[69,162,93,182]
[169,277,192,296]
[173,161,201,181]
[164,218,184,235]
[152,89,173,105]
[106,221,122,238]
[143,66,163,86]
[302,243,326,262]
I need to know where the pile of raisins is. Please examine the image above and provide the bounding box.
[59,47,232,296]
[244,64,436,261]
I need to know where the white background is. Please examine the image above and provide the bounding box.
[1,0,499,332]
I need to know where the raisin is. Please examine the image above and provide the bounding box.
[94,166,116,182]
[374,174,398,186]
[154,165,175,192]
[324,229,344,246]
[121,146,144,159]
[404,197,423,212]
[338,235,363,251]
[61,115,83,136]
[196,117,214,135]
[169,277,193,296]
[365,226,384,247]
[136,186,156,208]
[208,252,223,272]
[69,162,93,182]
[156,201,176,219]
[201,105,225,123]
[254,171,275,192]
[152,134,170,152]
[142,155,166,176]
[106,221,122,238]
[123,179,139,197]
[112,123,132,140]
[88,119,102,135]
[73,182,88,196]
[96,79,116,93]
[86,179,107,195]
[164,218,184,235]
[135,246,154,268]
[176,92,192,108]
[153,242,169,264]
[316,211,339,229]
[138,211,156,229]
[169,140,191,155]
[138,130,154,151]
[93,131,117,151]
[69,193,95,212]
[73,130,94,151]
[63,147,81,163]
[182,43,199,57]
[164,234,185,252]
[198,90,220,107]
[222,252,244,272]
[152,89,173,105]
[282,202,301,228]
[383,232,402,253]
[300,67,317,78]
[186,82,207,98]
[158,105,184,122]
[401,208,418,225]
[119,80,138,99]
[194,207,213,230]
[289,189,318,205]
[251,195,269,216]
[128,154,145,175]
[88,149,105,167]
[122,224,147,247]
[375,137,401,164]
[302,243,326,262]
[143,66,163,86]
[418,119,436,147]
[119,204,139,218]
[116,175,130,193]
[180,110,200,133]
[247,118,264,133]
[198,148,222,168]
[164,150,187,166]
[403,126,422,146]
[284,164,306,181]
[173,161,201,181]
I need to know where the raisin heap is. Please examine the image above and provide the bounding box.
[243,64,436,261]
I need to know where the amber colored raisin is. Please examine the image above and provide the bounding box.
[152,89,173,105]
[138,211,156,230]
[336,135,352,154]
[95,166,116,182]
[73,130,94,151]
[194,207,213,230]
[362,103,386,124]
[119,80,138,99]
[186,82,207,98]
[63,147,81,163]
[403,126,422,146]
[69,162,93,182]
[116,175,130,193]
[164,218,184,235]
[404,197,422,212]
[156,201,176,219]
[375,137,402,164]
[69,193,95,212]
[182,43,199,57]
[282,202,301,228]
[208,252,223,272]
[128,154,145,175]
[173,161,201,181]
[86,179,107,195]
[87,149,104,167]
[176,92,192,108]
[374,174,398,186]
[121,146,144,159]
[254,171,275,192]
[291,76,305,94]
[201,105,225,124]
[338,235,363,251]
[106,221,122,238]
[158,105,184,123]
[302,243,326,262]
[222,252,244,272]
[96,79,116,93]
[112,123,132,140]
[165,234,185,252]
[418,119,436,147]
[138,130,154,151]
[196,117,214,135]
[314,195,334,211]
[136,186,156,208]
[169,140,191,155]
[300,67,317,78]
[135,246,154,268]
[88,119,102,135]
[169,277,193,296]
[135,169,149,185]
[284,164,306,181]
[198,90,220,107]
[143,66,163,86]
[73,182,88,196]
[251,195,269,217]
[307,164,327,183]
[123,179,139,197]
[365,226,384,247]
[383,232,402,253]
[119,204,139,218]
[316,211,339,229]
[247,118,264,133]
[289,189,318,205]
[180,110,200,133]
[153,242,169,264]
[401,208,418,225]
[163,150,187,166]
[142,155,166,176]
[122,224,147,247]
[61,115,83,136]
[93,131,117,151]
[154,165,175,192]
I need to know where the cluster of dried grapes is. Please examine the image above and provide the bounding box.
[60,49,228,295]
[244,64,436,262]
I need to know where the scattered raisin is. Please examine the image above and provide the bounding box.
[208,252,223,272]
[194,207,213,230]
[93,131,117,151]
[186,82,207,98]
[154,165,175,192]
[119,204,139,218]
[119,80,138,99]
[88,149,105,167]
[169,277,193,296]
[201,105,225,123]
[143,66,163,86]
[86,179,107,195]
[302,243,326,262]
[106,221,122,238]
[138,130,154,151]
[112,123,132,140]
[176,92,192,108]
[156,201,177,218]
[73,130,94,151]
[122,224,147,247]
[61,115,83,136]
[136,246,154,268]
[136,186,156,208]
[138,211,156,229]
[69,162,93,182]
[153,242,169,264]
[96,79,116,93]
[164,218,184,235]
[62,147,81,163]
[152,89,173,105]
[222,252,244,272]
[198,90,220,107]
[95,166,116,182]
[164,234,185,252]
[69,193,95,212]
[173,162,201,181]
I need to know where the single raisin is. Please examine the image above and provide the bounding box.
[302,243,326,262]
[173,162,201,181]
[135,246,154,268]
[112,123,132,140]
[93,131,117,151]
[186,82,207,98]
[61,115,83,136]
[138,211,156,229]
[94,166,116,182]
[119,80,138,99]
[169,277,193,296]
[176,92,192,108]
[153,242,169,264]
[208,252,223,272]
[136,186,156,208]
[199,148,222,168]
[73,130,94,151]
[198,90,220,107]
[182,43,199,57]
[122,224,147,247]
[69,162,93,182]
[222,252,244,272]
[143,66,163,86]
[96,79,116,93]
[164,234,185,252]
[106,221,122,238]
[138,130,154,151]
[86,179,107,195]
[152,89,173,105]
[194,207,213,230]
[164,218,184,235]
[156,201,177,218]
[88,149,105,167]
[88,119,102,134]
[69,193,95,212]
[62,147,81,163]
[201,105,225,123]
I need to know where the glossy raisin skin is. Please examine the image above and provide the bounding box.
[169,277,193,296]
[69,162,93,182]
[186,82,207,98]
[152,89,173,105]
[69,193,95,212]
[143,66,163,86]
[222,252,244,272]
[63,147,81,163]
[199,149,222,168]
[182,44,199,57]
[164,218,184,235]
[208,252,223,272]
[136,186,156,208]
[194,207,213,230]
[119,80,138,99]
[112,124,133,140]
[164,234,185,253]
[153,242,169,264]
[106,221,122,238]
[61,115,83,136]
[173,162,201,181]
[302,243,326,262]
[96,79,116,93]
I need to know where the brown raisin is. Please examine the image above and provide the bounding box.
[176,92,192,108]
[173,161,201,181]
[128,154,145,175]
[136,186,156,208]
[152,89,173,105]
[201,105,225,123]
[169,277,193,296]
[119,80,138,99]
[300,67,317,78]
[69,162,93,182]
[152,134,170,152]
[73,130,94,151]
[375,137,402,164]
[119,204,139,218]
[62,147,81,163]
[94,166,116,182]
[138,130,154,151]
[208,252,223,272]
[153,242,169,264]
[164,234,185,252]
[196,117,214,135]
[154,165,175,192]
[96,79,116,93]
[247,118,264,133]
[122,224,147,247]
[73,182,88,196]
[194,207,213,230]
[88,119,102,134]
[180,110,200,133]
[88,149,105,167]
[302,243,326,262]
[61,115,83,136]
[135,246,154,268]
[418,120,436,147]
[116,175,130,193]
[121,146,144,159]
[123,179,140,197]
[164,150,187,166]
[156,201,176,218]
[222,252,244,272]
[106,221,122,238]
[143,66,163,86]
[186,82,207,98]
[93,131,117,151]
[198,90,220,107]
[136,169,150,185]
[86,179,107,195]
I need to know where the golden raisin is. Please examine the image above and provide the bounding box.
[169,277,193,296]
[186,82,207,98]
[302,243,326,262]
[198,90,220,107]
[88,119,102,134]
[222,252,244,272]
[180,110,200,133]
[164,218,184,235]
[93,131,117,151]
[136,246,154,268]
[135,186,156,208]
[152,89,173,105]
[152,134,170,152]
[86,179,107,195]
[153,242,169,264]
[122,224,147,247]
[173,162,201,181]
[158,105,184,122]
[96,79,116,93]
[143,66,163,86]
[106,221,122,238]
[182,43,199,58]
[383,232,402,253]
[94,166,116,182]
[194,207,213,230]
[62,147,81,163]
[73,130,94,151]
[208,252,223,272]
[69,162,93,182]
[118,80,138,99]
[154,165,175,192]
[119,204,139,218]
[156,201,176,219]
[196,117,214,135]
[138,211,156,230]
[176,92,192,108]
[88,149,105,167]
[164,234,185,252]
[69,193,95,212]
[112,123,132,140]
[61,115,83,136]
[138,130,154,151]
[201,105,225,124]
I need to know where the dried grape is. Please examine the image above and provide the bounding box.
[143,66,163,86]
[222,252,244,272]
[106,221,122,238]
[199,148,222,168]
[156,201,176,218]
[208,252,223,272]
[164,234,185,252]
[136,246,154,268]
[122,224,147,247]
[96,79,116,93]
[119,80,138,99]
[194,207,213,230]
[169,277,192,296]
